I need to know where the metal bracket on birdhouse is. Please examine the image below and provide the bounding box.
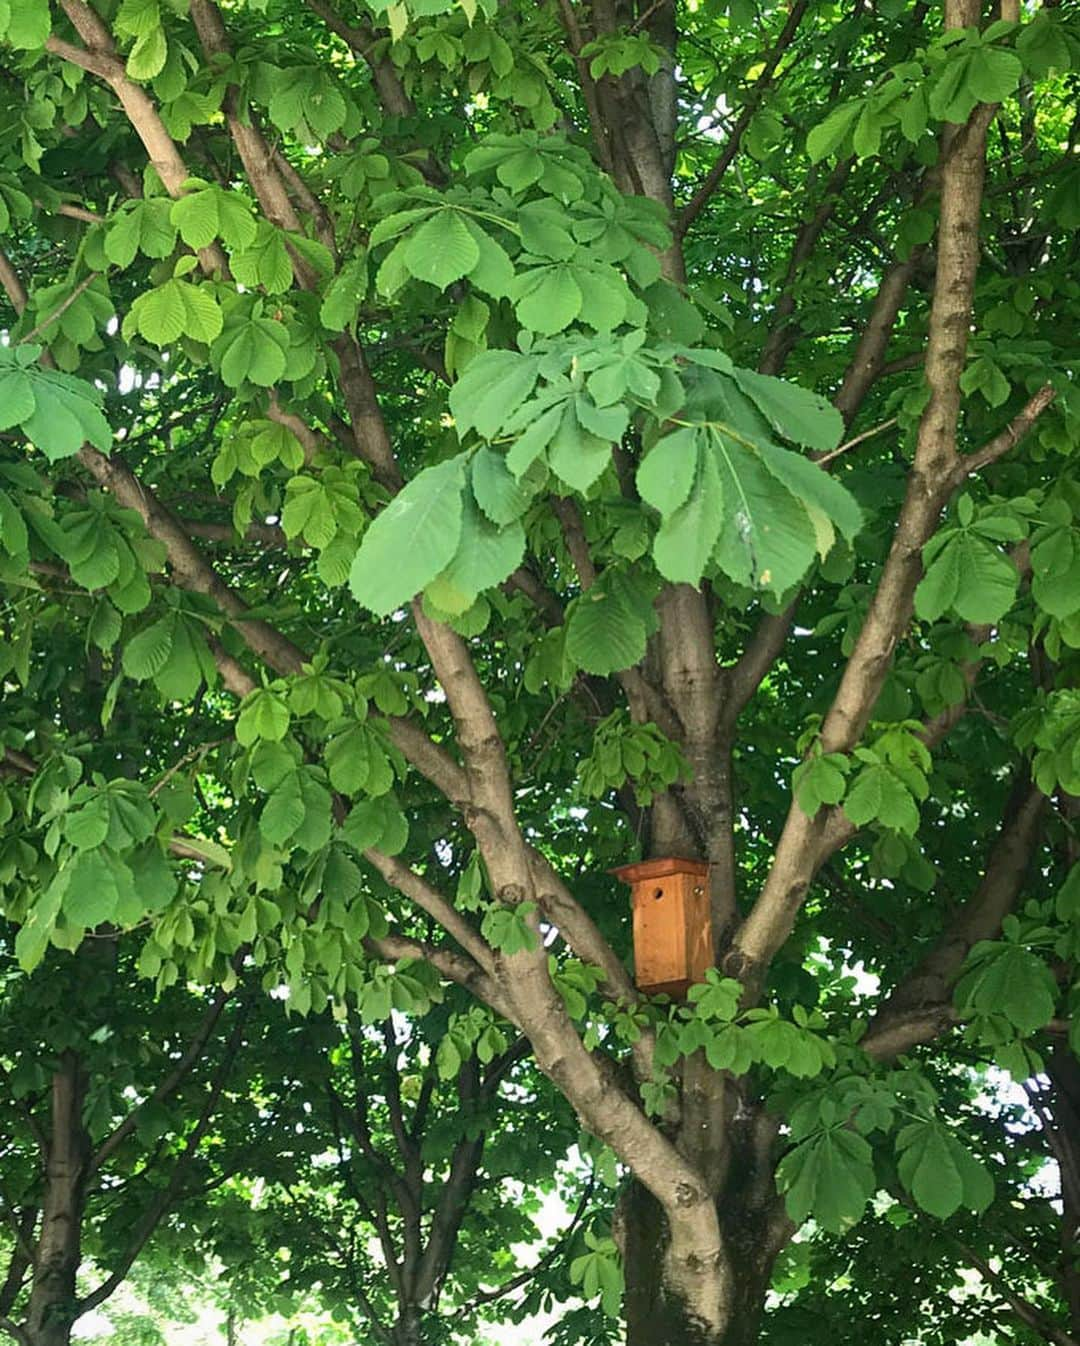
[611,857,714,999]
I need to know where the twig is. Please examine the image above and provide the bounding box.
[955,384,1056,479]
[16,273,98,346]
[817,416,899,465]
[677,0,809,234]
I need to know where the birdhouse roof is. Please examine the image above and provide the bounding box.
[609,857,710,883]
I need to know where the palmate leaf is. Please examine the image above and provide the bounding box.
[512,264,583,335]
[916,532,1018,624]
[426,491,525,614]
[776,1127,876,1232]
[449,349,540,439]
[212,315,290,388]
[0,345,112,460]
[470,446,534,525]
[732,368,843,454]
[954,941,1058,1035]
[402,210,479,289]
[635,367,860,594]
[565,570,655,675]
[711,432,819,594]
[126,278,223,346]
[653,443,724,584]
[349,456,467,616]
[895,1120,994,1219]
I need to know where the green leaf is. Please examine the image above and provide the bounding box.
[967,46,1022,104]
[236,688,291,745]
[122,615,175,680]
[127,25,167,80]
[731,368,843,453]
[449,349,539,439]
[129,279,223,346]
[776,1128,876,1232]
[753,439,862,541]
[7,0,50,48]
[62,849,131,928]
[565,573,648,675]
[513,265,583,335]
[213,316,289,388]
[547,402,612,493]
[793,752,849,814]
[0,350,113,461]
[1032,529,1080,619]
[843,763,919,835]
[636,427,699,516]
[349,456,467,616]
[896,1121,993,1219]
[806,101,861,163]
[470,446,533,525]
[260,771,305,845]
[915,540,961,622]
[955,942,1057,1035]
[709,432,818,594]
[402,211,480,289]
[319,257,367,329]
[919,534,1017,624]
[653,442,725,584]
[233,223,295,296]
[950,534,1017,622]
[461,219,515,299]
[428,492,525,612]
[1017,14,1071,77]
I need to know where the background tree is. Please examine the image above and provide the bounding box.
[0,0,1079,1343]
[215,1006,595,1346]
[0,938,253,1346]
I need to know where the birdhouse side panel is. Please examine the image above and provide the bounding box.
[684,874,715,987]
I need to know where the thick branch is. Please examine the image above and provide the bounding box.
[732,23,999,982]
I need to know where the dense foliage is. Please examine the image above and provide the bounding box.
[0,0,1079,1341]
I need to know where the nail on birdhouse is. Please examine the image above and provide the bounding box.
[611,858,714,998]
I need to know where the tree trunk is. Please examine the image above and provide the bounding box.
[619,1176,779,1346]
[392,1303,424,1346]
[24,1052,89,1346]
[1048,1050,1080,1336]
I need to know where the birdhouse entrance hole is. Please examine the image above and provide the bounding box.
[611,857,714,999]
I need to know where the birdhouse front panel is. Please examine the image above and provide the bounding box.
[611,858,713,998]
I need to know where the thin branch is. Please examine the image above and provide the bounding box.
[462,1172,597,1310]
[817,416,899,466]
[16,273,98,346]
[954,383,1056,480]
[554,0,614,175]
[0,1316,30,1346]
[90,987,232,1174]
[78,1007,247,1314]
[362,850,493,974]
[677,0,810,235]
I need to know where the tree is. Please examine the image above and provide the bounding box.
[1,0,1079,1342]
[214,1007,595,1346]
[0,939,251,1346]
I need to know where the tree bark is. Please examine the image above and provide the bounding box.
[392,1303,424,1346]
[24,1053,89,1346]
[619,1177,779,1346]
[1047,1051,1080,1336]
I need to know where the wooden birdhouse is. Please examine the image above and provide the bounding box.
[611,858,713,998]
